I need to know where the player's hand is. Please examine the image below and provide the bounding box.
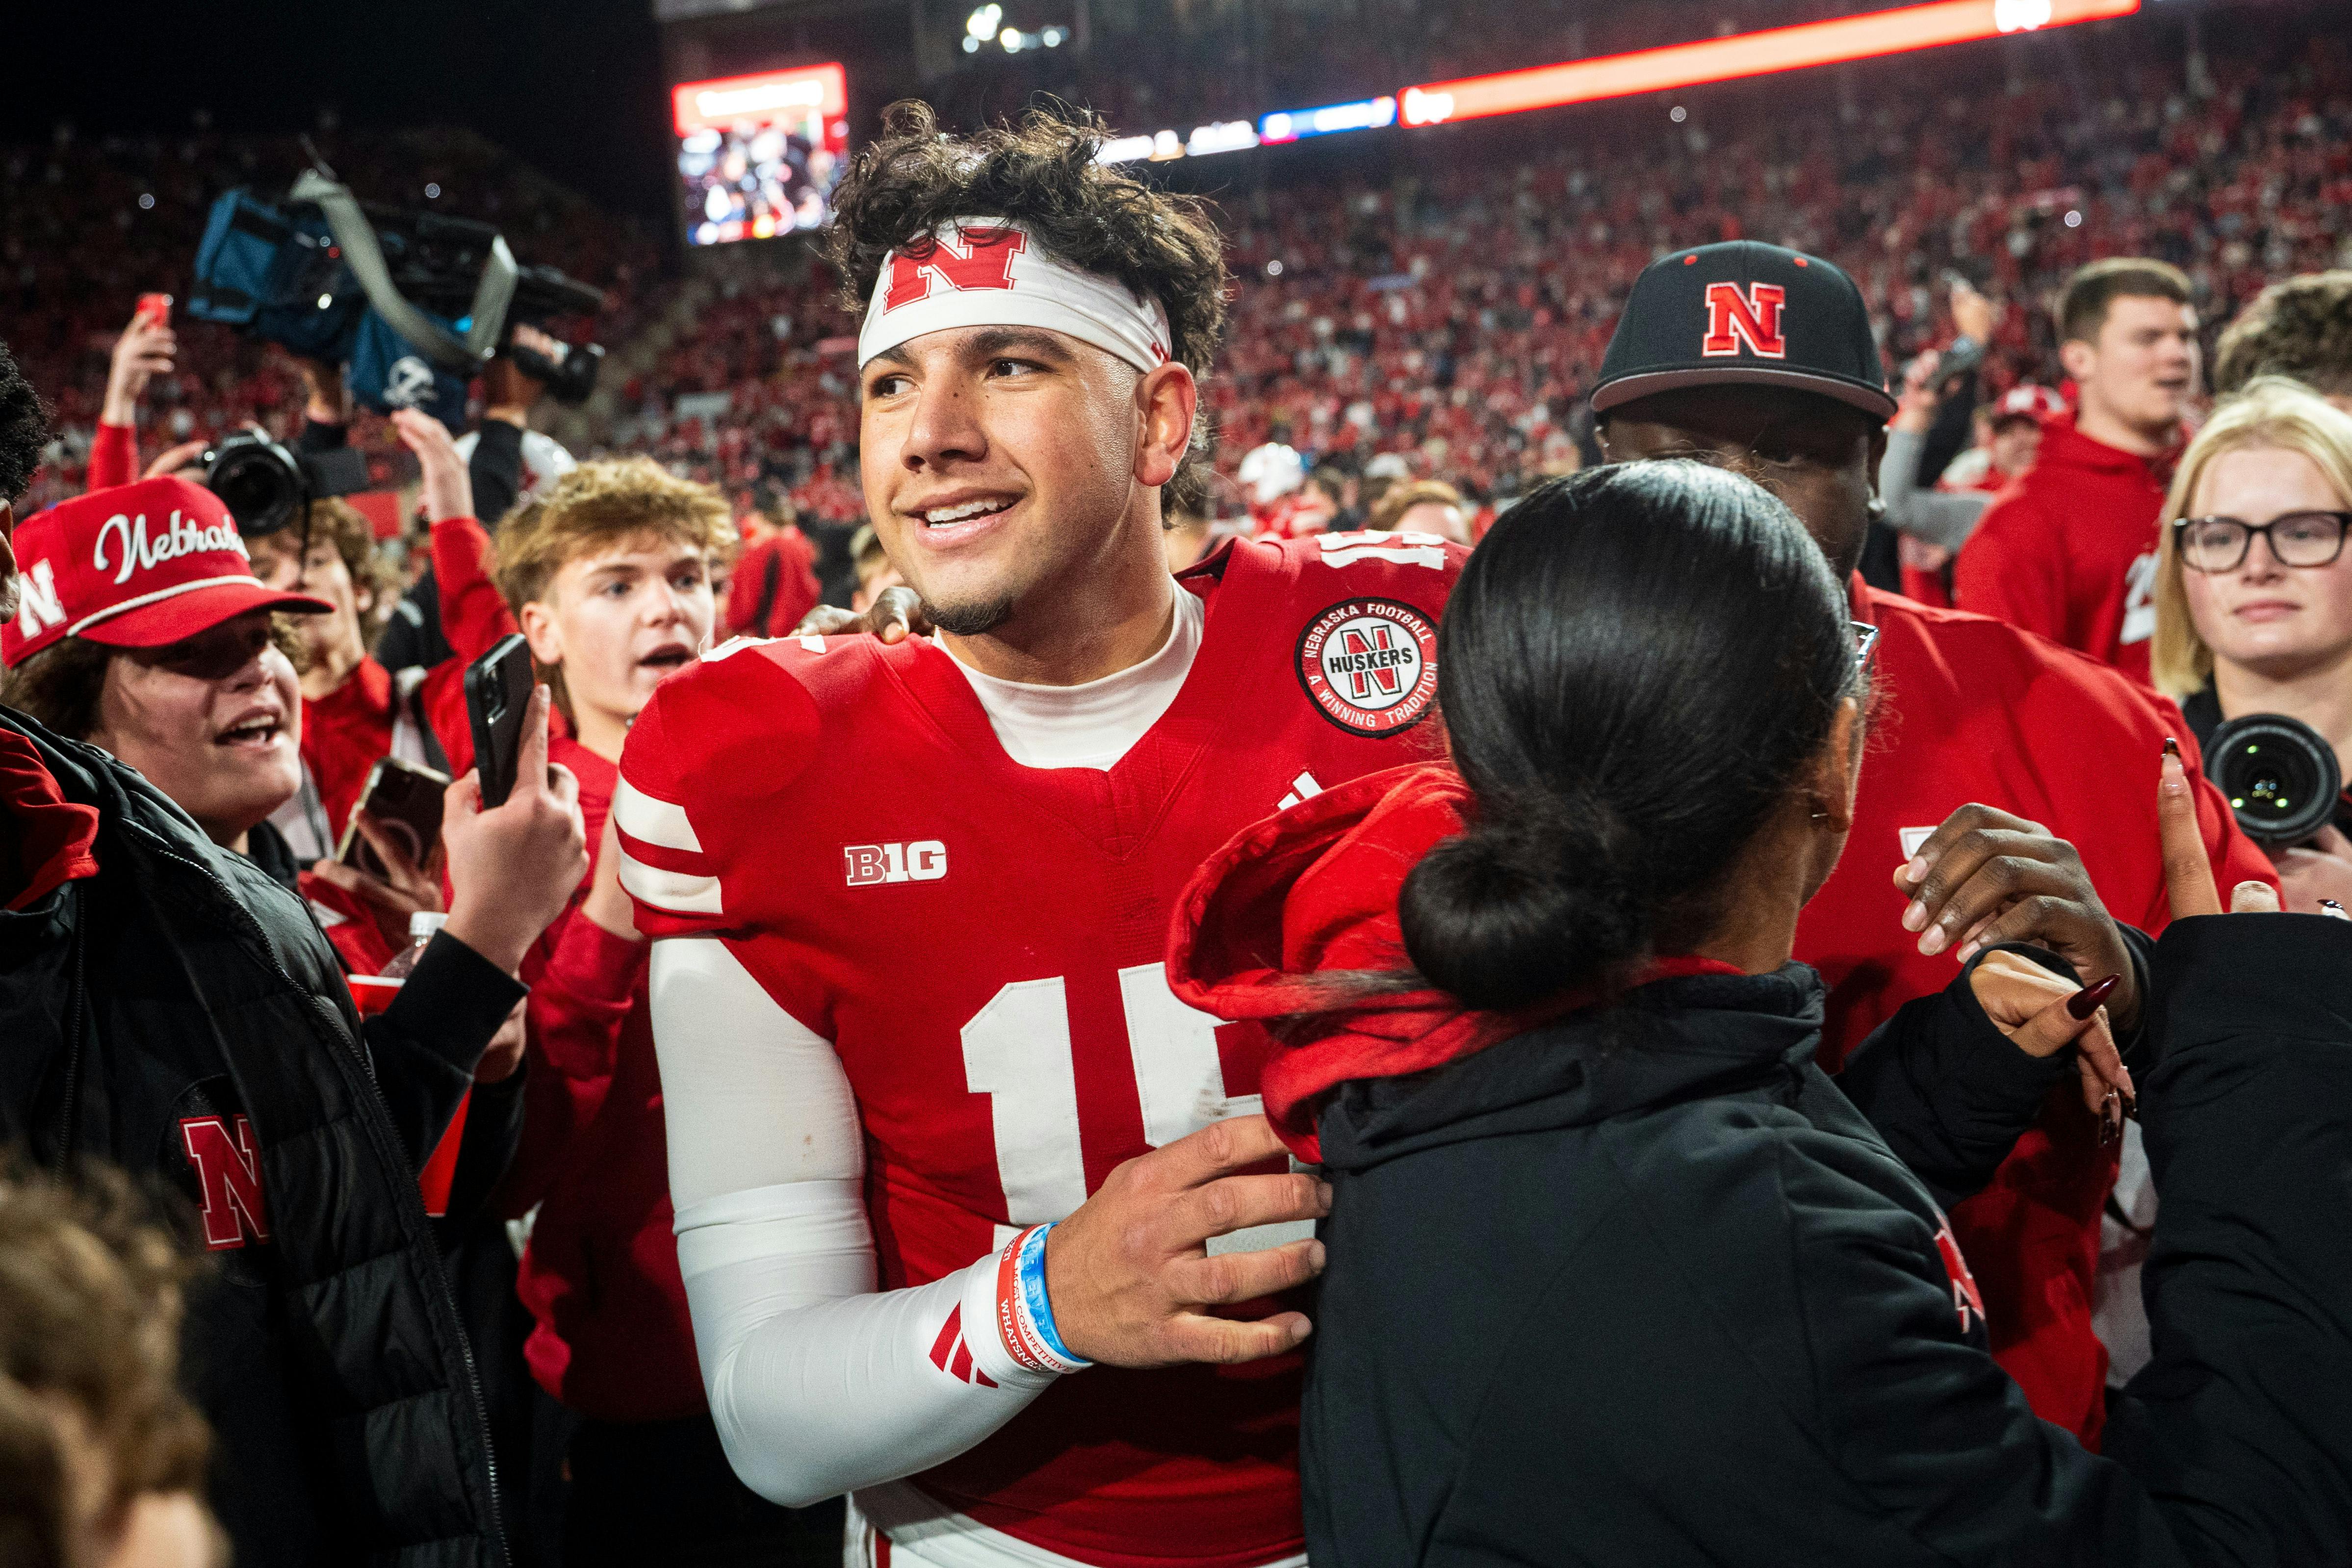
[2158,737,2285,919]
[391,407,475,523]
[1892,802,2139,1032]
[1045,1113,1330,1368]
[794,585,931,643]
[1968,949,2131,1124]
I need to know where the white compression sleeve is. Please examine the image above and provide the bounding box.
[649,937,1057,1509]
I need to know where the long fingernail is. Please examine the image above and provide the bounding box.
[1902,899,1928,932]
[2067,975,2120,1020]
[2324,900,2352,922]
[2162,736,2181,760]
[2099,1092,2121,1145]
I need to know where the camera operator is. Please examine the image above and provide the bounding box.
[2152,377,2352,912]
[0,337,584,1562]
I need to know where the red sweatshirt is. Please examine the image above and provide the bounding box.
[725,528,821,640]
[498,741,706,1422]
[1800,582,2272,1444]
[87,421,138,491]
[1952,413,2177,686]
[422,510,699,1419]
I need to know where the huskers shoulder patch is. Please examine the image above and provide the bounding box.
[1296,597,1439,737]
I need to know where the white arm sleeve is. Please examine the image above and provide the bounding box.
[650,937,1056,1509]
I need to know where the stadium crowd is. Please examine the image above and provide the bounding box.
[4,9,2352,1568]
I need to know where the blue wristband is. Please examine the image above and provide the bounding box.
[1017,1220,1089,1369]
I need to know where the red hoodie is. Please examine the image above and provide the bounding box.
[1951,412,2177,686]
[1167,763,1732,1162]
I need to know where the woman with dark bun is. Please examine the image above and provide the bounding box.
[1170,461,2352,1565]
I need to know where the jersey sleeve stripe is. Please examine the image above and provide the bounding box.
[619,845,726,914]
[614,776,705,853]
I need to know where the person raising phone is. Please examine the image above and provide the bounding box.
[414,455,771,1563]
[0,405,586,1562]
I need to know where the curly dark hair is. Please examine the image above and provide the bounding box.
[823,101,1230,508]
[2214,271,2352,399]
[0,337,51,505]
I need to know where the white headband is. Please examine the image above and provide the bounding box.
[857,219,1173,375]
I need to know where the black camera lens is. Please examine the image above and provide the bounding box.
[2205,714,2343,847]
[205,432,304,538]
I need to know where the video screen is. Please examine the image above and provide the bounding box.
[672,64,850,246]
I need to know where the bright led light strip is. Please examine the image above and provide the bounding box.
[1399,0,2141,127]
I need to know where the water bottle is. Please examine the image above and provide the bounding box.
[380,911,448,980]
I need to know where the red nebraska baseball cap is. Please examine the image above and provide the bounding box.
[1990,383,2066,428]
[1,477,332,668]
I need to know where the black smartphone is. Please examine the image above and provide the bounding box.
[465,634,536,808]
[336,756,451,880]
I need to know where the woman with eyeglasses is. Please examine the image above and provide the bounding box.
[1169,461,2352,1565]
[2152,376,2352,912]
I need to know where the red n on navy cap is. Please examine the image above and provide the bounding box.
[1593,241,1896,420]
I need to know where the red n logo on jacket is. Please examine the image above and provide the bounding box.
[180,1115,272,1250]
[882,226,1027,311]
[1701,282,1787,360]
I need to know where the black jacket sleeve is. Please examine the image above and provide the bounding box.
[468,417,526,531]
[364,930,526,1174]
[1915,364,1980,488]
[1835,943,2075,1210]
[2104,913,2352,1568]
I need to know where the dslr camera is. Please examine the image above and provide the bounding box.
[2204,713,2344,847]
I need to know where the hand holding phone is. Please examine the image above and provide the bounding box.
[440,684,591,974]
[465,635,538,808]
[336,756,451,882]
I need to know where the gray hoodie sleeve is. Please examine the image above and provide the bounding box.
[1878,425,1991,553]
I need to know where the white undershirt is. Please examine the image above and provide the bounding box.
[945,584,1202,770]
[647,581,1253,1568]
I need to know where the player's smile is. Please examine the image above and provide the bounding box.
[903,488,1025,550]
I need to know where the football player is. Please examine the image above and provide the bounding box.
[618,104,1463,1568]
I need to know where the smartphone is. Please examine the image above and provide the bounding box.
[336,756,451,881]
[465,635,537,808]
[135,292,172,329]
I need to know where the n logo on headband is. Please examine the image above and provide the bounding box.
[883,225,1028,312]
[1701,282,1787,360]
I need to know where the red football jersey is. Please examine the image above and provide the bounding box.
[620,532,1461,1568]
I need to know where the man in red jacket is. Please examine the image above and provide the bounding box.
[1590,241,2273,1446]
[1953,258,2200,685]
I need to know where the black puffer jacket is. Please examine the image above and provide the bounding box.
[1305,931,2352,1565]
[0,706,519,1567]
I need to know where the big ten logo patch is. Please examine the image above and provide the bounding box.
[844,840,949,887]
[180,1114,272,1250]
[1296,598,1440,737]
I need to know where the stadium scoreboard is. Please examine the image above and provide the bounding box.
[673,64,850,246]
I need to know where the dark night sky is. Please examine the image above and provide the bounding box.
[7,1,677,225]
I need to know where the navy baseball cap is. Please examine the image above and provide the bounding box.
[1592,241,1897,421]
